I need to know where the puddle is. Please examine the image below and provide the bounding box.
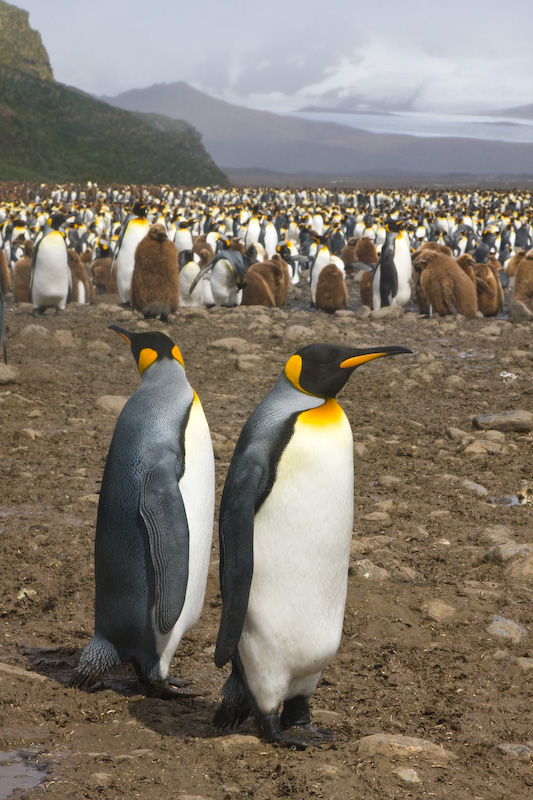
[0,749,48,799]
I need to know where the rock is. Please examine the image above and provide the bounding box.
[0,363,18,384]
[236,354,262,372]
[77,494,100,504]
[212,734,262,751]
[283,324,314,343]
[356,733,456,763]
[209,337,248,352]
[422,600,457,623]
[473,411,533,433]
[514,657,533,673]
[55,329,77,347]
[350,559,390,582]
[447,427,474,442]
[482,525,513,545]
[482,324,503,336]
[362,511,391,523]
[312,709,342,723]
[87,340,112,354]
[20,428,43,440]
[88,772,113,789]
[505,555,533,583]
[370,306,404,320]
[509,300,533,322]
[315,765,344,780]
[496,743,531,760]
[460,479,488,497]
[377,475,401,489]
[486,615,527,644]
[446,374,466,388]
[393,767,422,784]
[353,443,369,459]
[463,441,491,457]
[484,541,531,563]
[96,395,128,415]
[483,430,506,443]
[20,324,49,338]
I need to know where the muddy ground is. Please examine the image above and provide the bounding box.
[1,276,532,800]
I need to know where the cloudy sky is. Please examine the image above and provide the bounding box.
[14,0,533,113]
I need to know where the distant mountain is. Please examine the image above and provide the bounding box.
[491,103,533,120]
[102,81,533,180]
[0,1,227,185]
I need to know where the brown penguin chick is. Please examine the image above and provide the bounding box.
[340,237,356,269]
[12,239,34,303]
[0,249,10,294]
[419,250,478,318]
[359,270,374,309]
[131,223,179,322]
[315,263,348,313]
[192,234,214,265]
[512,249,533,312]
[506,249,526,279]
[474,261,504,316]
[91,257,117,294]
[241,268,276,308]
[354,236,379,266]
[68,249,93,304]
[413,243,455,314]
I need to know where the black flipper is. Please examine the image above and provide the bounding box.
[214,462,263,668]
[140,460,190,635]
[379,248,398,307]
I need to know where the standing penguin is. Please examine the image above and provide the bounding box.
[70,327,215,697]
[372,219,412,310]
[214,342,412,747]
[131,223,180,321]
[114,201,150,305]
[30,213,72,314]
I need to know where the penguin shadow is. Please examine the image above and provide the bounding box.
[21,645,226,741]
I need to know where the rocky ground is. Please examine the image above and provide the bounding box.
[1,275,532,800]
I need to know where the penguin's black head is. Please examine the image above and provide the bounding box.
[109,325,184,376]
[284,342,412,399]
[132,201,148,218]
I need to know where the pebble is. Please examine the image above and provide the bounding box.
[482,525,513,544]
[55,330,77,347]
[283,324,314,343]
[88,773,113,789]
[463,441,491,457]
[96,395,128,415]
[505,555,533,582]
[486,615,527,644]
[212,734,262,751]
[87,340,112,354]
[496,743,531,760]
[362,511,391,523]
[422,600,457,623]
[446,427,474,442]
[353,443,369,459]
[20,428,43,440]
[356,733,456,763]
[0,363,18,384]
[473,410,533,433]
[393,767,422,784]
[514,657,533,673]
[208,337,249,352]
[350,559,390,582]
[369,306,404,320]
[460,479,488,497]
[377,475,401,488]
[20,324,49,337]
[483,541,531,564]
[236,354,262,372]
[482,324,503,336]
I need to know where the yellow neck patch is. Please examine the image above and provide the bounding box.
[299,398,344,426]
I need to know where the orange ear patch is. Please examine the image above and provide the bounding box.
[172,345,184,366]
[138,347,158,375]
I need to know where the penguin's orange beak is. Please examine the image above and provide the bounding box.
[340,345,413,369]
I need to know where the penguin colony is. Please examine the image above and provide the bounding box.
[1,182,532,747]
[1,183,532,327]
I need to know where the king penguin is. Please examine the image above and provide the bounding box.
[70,326,215,697]
[213,342,412,747]
[30,213,72,314]
[114,201,150,305]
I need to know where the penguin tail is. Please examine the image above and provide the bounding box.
[68,634,120,690]
[213,665,251,730]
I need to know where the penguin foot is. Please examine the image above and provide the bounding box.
[143,677,205,699]
[255,714,329,750]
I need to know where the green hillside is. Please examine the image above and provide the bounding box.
[0,2,227,185]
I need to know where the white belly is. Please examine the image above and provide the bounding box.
[210,260,242,306]
[239,401,354,714]
[32,233,70,310]
[156,396,215,674]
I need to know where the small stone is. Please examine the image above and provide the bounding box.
[463,441,490,457]
[55,329,77,347]
[514,657,533,673]
[393,767,422,784]
[0,363,18,384]
[88,772,113,789]
[214,734,262,751]
[377,475,401,489]
[483,430,506,443]
[505,555,533,582]
[315,765,344,780]
[496,743,531,760]
[87,340,112,354]
[312,709,341,723]
[351,559,390,582]
[484,541,531,563]
[20,324,50,337]
[447,427,474,442]
[369,306,404,319]
[77,494,100,504]
[460,479,488,497]
[284,324,314,342]
[20,428,43,440]
[236,354,261,372]
[482,525,513,545]
[422,600,457,623]
[473,411,533,433]
[486,615,527,644]
[96,395,128,415]
[209,337,249,352]
[482,324,503,336]
[446,374,466,387]
[354,443,369,459]
[356,733,456,763]
[362,511,391,523]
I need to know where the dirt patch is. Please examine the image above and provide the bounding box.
[1,279,532,799]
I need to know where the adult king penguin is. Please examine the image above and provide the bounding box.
[214,342,412,747]
[114,201,150,305]
[30,213,72,314]
[70,327,215,697]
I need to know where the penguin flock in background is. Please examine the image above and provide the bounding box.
[0,182,532,325]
